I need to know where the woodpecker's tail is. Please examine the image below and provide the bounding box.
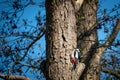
[72,63,77,70]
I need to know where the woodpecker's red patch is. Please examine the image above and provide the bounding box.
[71,58,77,63]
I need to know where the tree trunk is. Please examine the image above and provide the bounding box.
[45,0,84,80]
[76,0,101,80]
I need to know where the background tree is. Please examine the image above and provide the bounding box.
[77,0,120,80]
[44,0,120,80]
[0,0,120,80]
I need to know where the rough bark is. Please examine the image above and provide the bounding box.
[44,0,120,79]
[77,0,120,80]
[83,16,120,80]
[88,19,120,80]
[45,0,84,80]
[77,0,98,61]
[76,0,100,80]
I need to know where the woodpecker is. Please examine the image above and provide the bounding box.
[70,49,81,70]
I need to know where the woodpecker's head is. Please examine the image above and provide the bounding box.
[70,49,76,63]
[70,48,81,63]
[76,49,80,52]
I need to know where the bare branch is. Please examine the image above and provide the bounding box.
[0,68,31,80]
[75,0,84,12]
[101,67,120,78]
[0,74,30,80]
[103,19,120,48]
[20,31,45,61]
[7,68,10,79]
[77,22,98,40]
[71,0,84,12]
[72,63,85,80]
[99,19,120,54]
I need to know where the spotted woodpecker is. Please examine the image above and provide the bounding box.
[70,49,81,70]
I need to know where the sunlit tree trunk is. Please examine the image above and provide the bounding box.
[77,0,101,80]
[45,0,101,80]
[42,0,120,80]
[45,0,80,80]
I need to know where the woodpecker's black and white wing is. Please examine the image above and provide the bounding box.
[74,49,78,59]
[71,49,81,60]
[75,49,81,62]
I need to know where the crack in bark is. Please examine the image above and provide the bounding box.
[61,26,67,42]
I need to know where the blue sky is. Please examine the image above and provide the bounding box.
[0,0,120,80]
[97,0,120,42]
[0,0,46,80]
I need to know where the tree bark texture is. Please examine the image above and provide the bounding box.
[76,0,101,80]
[45,0,84,80]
